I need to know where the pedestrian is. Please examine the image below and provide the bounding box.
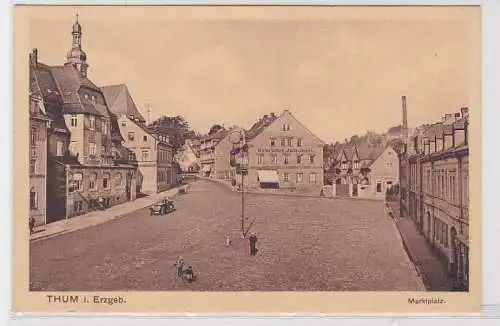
[225,234,232,247]
[320,188,325,197]
[249,233,258,256]
[182,266,194,283]
[174,256,185,277]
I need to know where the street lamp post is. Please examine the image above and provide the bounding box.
[229,130,247,238]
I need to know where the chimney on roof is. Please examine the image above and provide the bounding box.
[401,96,408,147]
[461,107,469,118]
[454,113,461,118]
[29,48,38,67]
[445,113,452,120]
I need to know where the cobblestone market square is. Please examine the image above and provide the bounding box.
[30,179,423,291]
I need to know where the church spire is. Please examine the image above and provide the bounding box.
[66,14,89,76]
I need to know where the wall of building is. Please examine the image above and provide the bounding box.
[46,160,67,223]
[245,111,324,193]
[29,119,48,226]
[369,146,400,197]
[214,134,234,180]
[117,115,159,194]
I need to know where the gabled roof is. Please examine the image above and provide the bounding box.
[101,84,146,123]
[50,64,103,116]
[30,63,69,133]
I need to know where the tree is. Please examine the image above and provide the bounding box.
[208,124,225,135]
[148,115,193,154]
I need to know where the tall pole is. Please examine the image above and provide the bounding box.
[241,149,245,237]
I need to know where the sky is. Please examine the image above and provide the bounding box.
[26,6,480,143]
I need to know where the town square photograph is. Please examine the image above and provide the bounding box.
[16,5,480,300]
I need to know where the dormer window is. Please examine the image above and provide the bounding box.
[84,93,89,100]
[91,95,96,103]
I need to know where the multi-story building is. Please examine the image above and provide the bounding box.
[28,88,50,229]
[199,129,232,179]
[331,143,399,198]
[406,107,470,290]
[101,84,176,194]
[232,110,324,193]
[30,16,138,222]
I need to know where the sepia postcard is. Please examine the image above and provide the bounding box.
[13,5,481,314]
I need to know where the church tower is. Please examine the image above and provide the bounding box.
[65,14,89,77]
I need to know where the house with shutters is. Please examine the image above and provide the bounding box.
[29,16,138,223]
[101,84,176,194]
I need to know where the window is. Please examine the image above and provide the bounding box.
[102,121,108,134]
[284,155,289,165]
[282,124,286,131]
[385,161,393,168]
[376,182,382,193]
[287,137,292,146]
[296,173,303,183]
[30,127,37,147]
[128,132,135,141]
[280,138,286,146]
[270,155,277,165]
[270,138,276,147]
[309,155,315,164]
[309,172,317,184]
[128,152,135,161]
[142,150,149,161]
[353,161,360,169]
[341,161,348,169]
[297,138,302,147]
[69,141,77,156]
[386,181,393,190]
[70,115,78,127]
[257,154,264,164]
[84,93,89,100]
[283,172,289,182]
[88,143,97,156]
[143,135,148,141]
[297,155,302,164]
[56,141,64,156]
[115,173,123,187]
[71,173,83,192]
[89,115,96,129]
[91,95,96,103]
[88,173,97,190]
[73,201,83,213]
[121,121,126,127]
[103,173,110,189]
[101,145,106,155]
[29,158,36,174]
[30,187,37,209]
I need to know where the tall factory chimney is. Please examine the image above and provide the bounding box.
[401,96,408,147]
